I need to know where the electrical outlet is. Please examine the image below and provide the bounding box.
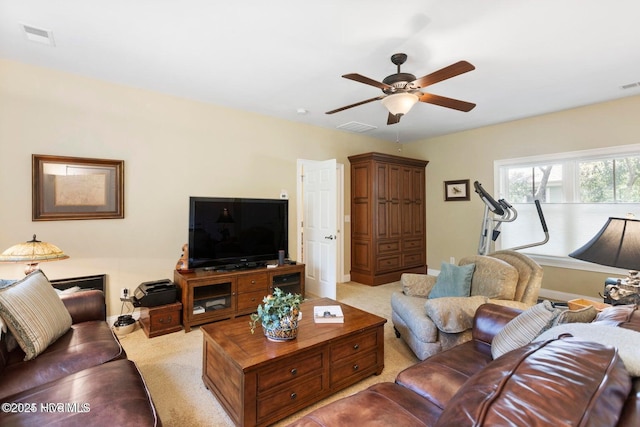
[120,288,129,300]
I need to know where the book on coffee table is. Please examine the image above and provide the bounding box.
[313,305,344,323]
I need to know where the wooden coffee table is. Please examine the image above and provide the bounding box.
[201,297,386,427]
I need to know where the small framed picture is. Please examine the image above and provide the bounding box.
[444,179,470,201]
[32,154,124,221]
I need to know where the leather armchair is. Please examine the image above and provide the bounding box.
[391,250,543,360]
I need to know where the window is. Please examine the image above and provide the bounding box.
[495,145,640,268]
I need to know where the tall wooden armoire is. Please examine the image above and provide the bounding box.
[348,152,428,286]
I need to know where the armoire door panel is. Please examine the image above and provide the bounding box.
[352,240,371,271]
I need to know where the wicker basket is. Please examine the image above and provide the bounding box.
[567,298,611,312]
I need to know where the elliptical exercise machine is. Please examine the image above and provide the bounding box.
[474,181,549,255]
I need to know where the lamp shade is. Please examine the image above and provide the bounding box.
[0,235,69,274]
[381,93,419,116]
[569,217,640,270]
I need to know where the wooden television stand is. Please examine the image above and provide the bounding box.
[174,263,305,332]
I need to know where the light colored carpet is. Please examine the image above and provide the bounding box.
[119,281,418,426]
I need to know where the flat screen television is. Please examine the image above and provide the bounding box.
[188,197,289,270]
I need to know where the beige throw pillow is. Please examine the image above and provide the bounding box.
[425,295,489,333]
[553,305,598,326]
[0,270,72,360]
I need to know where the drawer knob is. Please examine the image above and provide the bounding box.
[353,344,359,350]
[251,280,256,284]
[353,364,359,371]
[159,316,172,324]
[290,392,297,400]
[290,368,297,376]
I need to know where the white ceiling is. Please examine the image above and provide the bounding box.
[2,0,640,143]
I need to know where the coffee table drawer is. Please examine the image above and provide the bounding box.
[257,351,324,392]
[330,329,378,362]
[257,374,324,421]
[330,351,378,385]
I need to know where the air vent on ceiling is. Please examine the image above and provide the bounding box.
[620,82,640,90]
[20,23,55,46]
[336,121,378,133]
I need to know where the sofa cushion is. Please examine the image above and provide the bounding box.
[0,359,159,427]
[535,322,640,376]
[286,382,440,427]
[436,337,632,427]
[428,263,475,299]
[491,300,561,359]
[396,339,494,410]
[0,270,72,360]
[460,255,518,300]
[0,320,125,400]
[424,295,488,333]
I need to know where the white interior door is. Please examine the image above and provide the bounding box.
[302,159,337,299]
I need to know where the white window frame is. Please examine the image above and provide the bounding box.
[494,143,640,273]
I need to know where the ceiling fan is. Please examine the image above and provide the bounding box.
[326,53,476,125]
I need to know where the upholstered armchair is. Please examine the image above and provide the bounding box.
[391,250,543,360]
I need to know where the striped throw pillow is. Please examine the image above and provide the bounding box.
[491,300,561,359]
[0,270,72,360]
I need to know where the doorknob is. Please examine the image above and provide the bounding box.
[324,235,336,240]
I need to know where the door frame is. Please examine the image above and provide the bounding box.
[296,160,345,283]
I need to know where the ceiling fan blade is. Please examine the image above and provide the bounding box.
[326,96,384,114]
[419,93,476,112]
[342,73,393,90]
[411,60,475,88]
[387,113,400,125]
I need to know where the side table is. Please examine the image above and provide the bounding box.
[140,301,182,338]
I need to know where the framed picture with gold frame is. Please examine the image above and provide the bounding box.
[32,154,124,221]
[444,179,470,201]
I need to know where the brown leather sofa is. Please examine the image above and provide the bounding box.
[288,303,640,427]
[0,290,161,426]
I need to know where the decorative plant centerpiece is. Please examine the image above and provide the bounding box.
[249,287,303,341]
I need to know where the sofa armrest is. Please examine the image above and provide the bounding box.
[60,290,106,323]
[472,303,522,345]
[486,299,531,310]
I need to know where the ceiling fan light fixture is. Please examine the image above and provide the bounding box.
[381,92,419,116]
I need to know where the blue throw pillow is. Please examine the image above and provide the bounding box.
[0,279,17,290]
[428,262,475,299]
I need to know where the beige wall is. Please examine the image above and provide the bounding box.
[2,59,639,315]
[0,59,398,315]
[402,95,640,299]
